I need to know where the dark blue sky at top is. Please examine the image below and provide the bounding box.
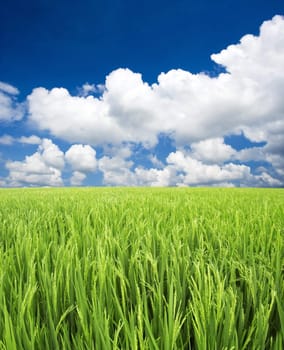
[1,0,283,97]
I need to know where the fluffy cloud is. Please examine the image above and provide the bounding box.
[5,139,64,187]
[2,137,282,187]
[70,171,86,186]
[149,154,164,168]
[255,172,282,187]
[39,139,65,170]
[28,87,126,145]
[2,16,284,188]
[98,154,173,187]
[3,140,96,187]
[65,144,97,172]
[134,167,175,187]
[98,154,135,186]
[97,147,281,187]
[166,150,251,186]
[27,16,284,152]
[190,138,236,164]
[0,81,24,122]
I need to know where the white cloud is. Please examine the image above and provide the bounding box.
[210,182,235,188]
[97,147,174,187]
[255,172,282,187]
[0,135,14,145]
[103,143,133,159]
[190,138,236,164]
[0,82,19,95]
[18,135,41,145]
[70,171,86,186]
[134,167,174,187]
[96,147,282,187]
[236,146,265,162]
[2,16,284,188]
[5,139,64,187]
[166,150,252,186]
[0,81,24,122]
[28,87,126,145]
[3,137,281,188]
[98,154,135,186]
[27,15,284,160]
[78,83,105,97]
[211,15,284,80]
[80,83,96,96]
[65,144,97,172]
[0,134,42,145]
[39,139,65,170]
[149,154,164,168]
[265,154,284,177]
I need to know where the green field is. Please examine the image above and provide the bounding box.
[0,188,283,349]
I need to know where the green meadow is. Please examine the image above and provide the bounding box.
[0,188,283,349]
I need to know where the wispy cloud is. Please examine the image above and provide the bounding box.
[0,81,24,122]
[0,134,41,145]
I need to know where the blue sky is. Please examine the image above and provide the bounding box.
[0,0,284,187]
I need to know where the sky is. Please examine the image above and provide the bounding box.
[0,0,284,187]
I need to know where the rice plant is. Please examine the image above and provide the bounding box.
[0,188,283,349]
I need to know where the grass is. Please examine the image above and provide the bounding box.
[0,187,283,349]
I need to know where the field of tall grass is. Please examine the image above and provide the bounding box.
[0,188,283,349]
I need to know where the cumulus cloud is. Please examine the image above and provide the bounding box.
[97,147,282,187]
[255,172,282,187]
[2,16,284,187]
[134,167,175,187]
[0,81,24,122]
[70,171,86,186]
[28,86,125,145]
[2,137,282,187]
[149,154,164,168]
[190,138,236,164]
[97,147,175,187]
[39,139,65,170]
[5,139,64,187]
[65,144,97,172]
[166,150,251,186]
[27,16,284,161]
[98,154,135,186]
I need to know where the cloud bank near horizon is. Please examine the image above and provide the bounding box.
[0,16,284,187]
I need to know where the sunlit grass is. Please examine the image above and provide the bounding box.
[0,188,283,349]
